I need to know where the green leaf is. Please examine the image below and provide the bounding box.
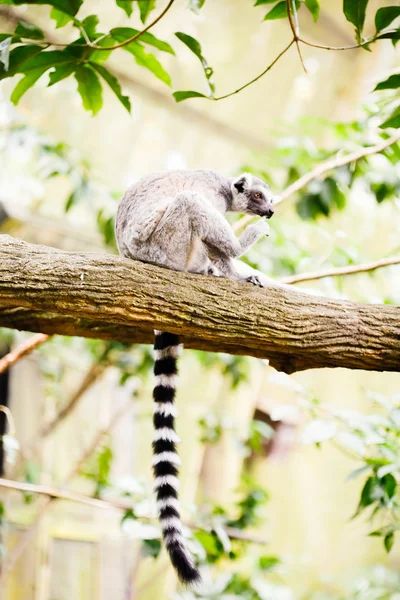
[0,37,11,71]
[111,27,175,54]
[264,1,288,20]
[384,532,395,552]
[116,0,133,17]
[15,21,45,40]
[173,90,209,102]
[141,538,162,559]
[50,7,73,27]
[74,65,103,115]
[91,63,131,112]
[254,0,278,5]
[11,65,49,104]
[11,0,83,16]
[48,62,75,86]
[259,556,280,571]
[374,73,400,90]
[375,6,400,32]
[305,0,320,22]
[382,105,400,128]
[343,0,369,42]
[0,45,44,80]
[376,29,400,45]
[382,473,396,499]
[122,41,171,86]
[18,50,77,74]
[138,0,156,23]
[189,0,206,12]
[80,15,99,38]
[175,32,215,95]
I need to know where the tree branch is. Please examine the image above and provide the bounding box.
[0,477,267,546]
[0,236,399,374]
[281,256,400,285]
[233,131,400,232]
[0,333,49,375]
[0,400,132,583]
[276,132,400,205]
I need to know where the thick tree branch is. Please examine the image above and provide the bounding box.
[0,236,399,373]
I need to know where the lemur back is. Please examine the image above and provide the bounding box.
[115,169,274,585]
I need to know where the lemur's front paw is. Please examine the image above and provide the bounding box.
[248,220,270,238]
[246,275,264,287]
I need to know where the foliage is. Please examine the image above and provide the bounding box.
[0,1,400,116]
[301,390,400,555]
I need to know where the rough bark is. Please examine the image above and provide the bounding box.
[0,235,399,374]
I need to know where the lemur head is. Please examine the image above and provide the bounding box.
[231,173,275,218]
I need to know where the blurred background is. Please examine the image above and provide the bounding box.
[0,0,400,598]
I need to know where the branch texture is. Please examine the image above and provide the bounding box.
[0,236,399,374]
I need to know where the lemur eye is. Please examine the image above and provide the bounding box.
[254,193,261,199]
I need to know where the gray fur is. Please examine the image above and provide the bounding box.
[115,169,274,284]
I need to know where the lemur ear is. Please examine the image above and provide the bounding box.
[232,174,250,194]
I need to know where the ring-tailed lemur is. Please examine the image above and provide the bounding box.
[115,169,274,585]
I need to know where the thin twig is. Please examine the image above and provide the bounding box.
[0,477,129,510]
[214,39,295,100]
[281,256,400,284]
[286,0,307,73]
[38,355,108,440]
[0,334,50,375]
[298,35,375,51]
[233,131,400,232]
[0,401,133,583]
[276,131,400,205]
[81,0,176,51]
[0,477,268,545]
[0,1,176,50]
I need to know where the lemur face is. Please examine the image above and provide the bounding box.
[231,173,275,218]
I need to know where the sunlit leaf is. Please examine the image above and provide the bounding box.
[91,63,131,112]
[264,1,288,20]
[385,532,395,552]
[138,0,156,24]
[381,105,400,128]
[343,0,369,41]
[11,65,49,104]
[111,27,175,54]
[375,6,400,32]
[50,7,73,28]
[121,41,171,86]
[259,556,280,571]
[173,90,209,102]
[305,0,320,21]
[116,0,133,17]
[175,31,215,95]
[80,15,99,38]
[74,64,103,115]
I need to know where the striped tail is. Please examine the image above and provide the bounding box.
[152,331,201,586]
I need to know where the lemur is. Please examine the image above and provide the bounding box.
[115,169,274,586]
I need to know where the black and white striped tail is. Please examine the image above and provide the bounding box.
[152,331,201,586]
